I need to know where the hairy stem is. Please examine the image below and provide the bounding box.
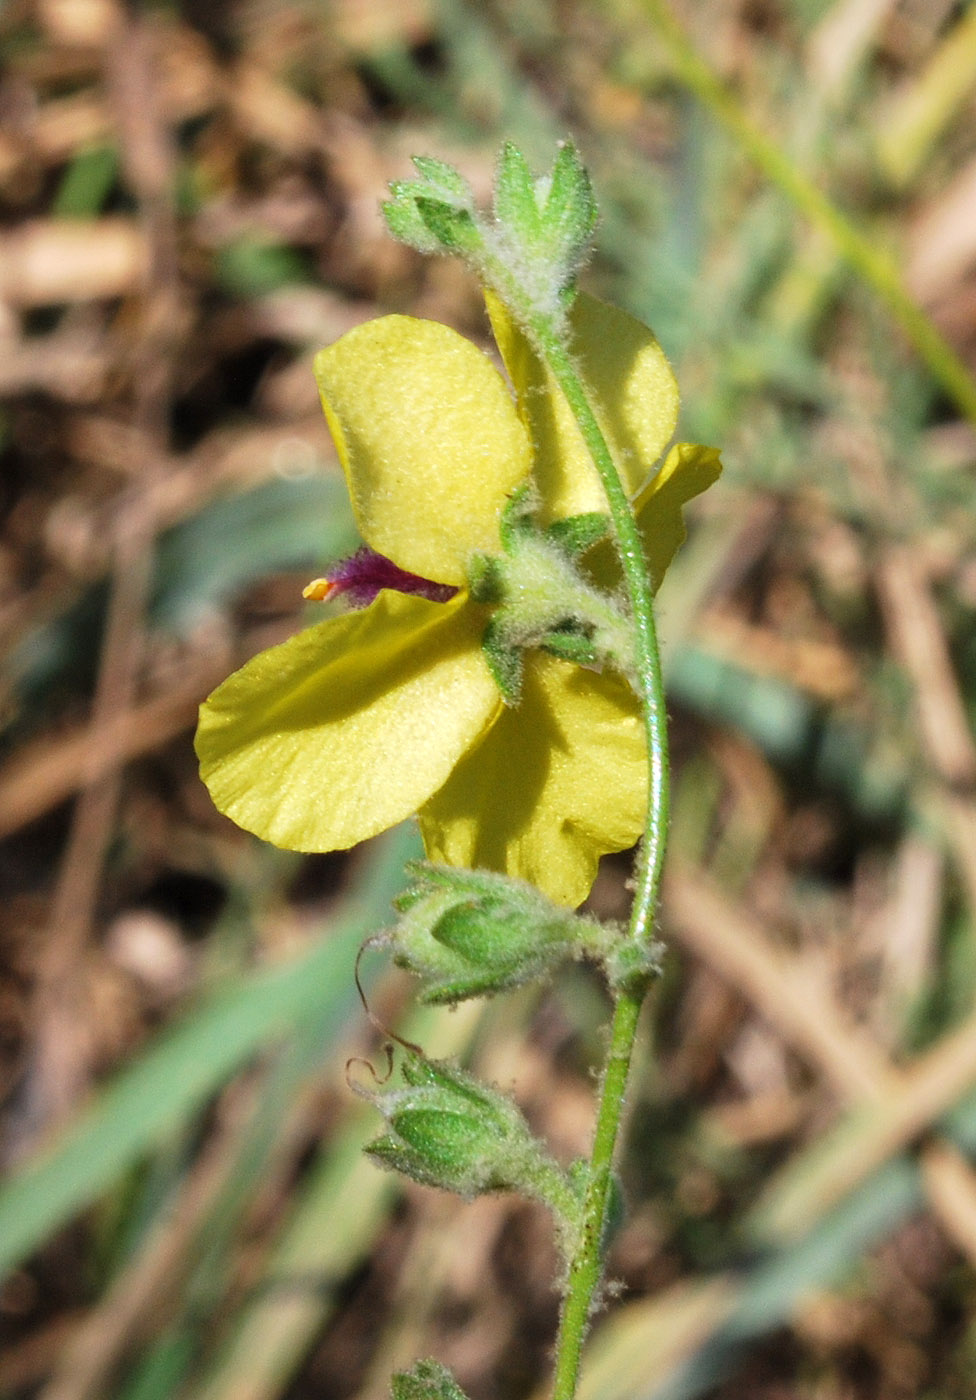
[530,322,670,940]
[551,988,643,1400]
[526,315,669,1400]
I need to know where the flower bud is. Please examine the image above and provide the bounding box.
[491,140,598,318]
[382,863,611,1004]
[383,158,482,259]
[392,1360,469,1400]
[364,1053,560,1201]
[382,142,599,330]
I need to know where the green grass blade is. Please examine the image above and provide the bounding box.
[578,1154,919,1400]
[636,0,976,428]
[185,1001,484,1400]
[0,826,419,1280]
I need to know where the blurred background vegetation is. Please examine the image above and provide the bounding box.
[2,0,976,1396]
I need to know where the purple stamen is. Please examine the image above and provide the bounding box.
[304,547,457,609]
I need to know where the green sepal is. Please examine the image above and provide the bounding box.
[392,1360,470,1400]
[430,897,510,954]
[481,614,523,704]
[466,552,504,604]
[383,861,612,1005]
[390,880,427,913]
[545,511,610,557]
[413,197,483,256]
[543,140,598,270]
[493,141,543,246]
[382,192,444,254]
[556,279,579,315]
[539,624,598,666]
[383,157,478,255]
[391,860,462,903]
[410,156,475,203]
[498,482,538,551]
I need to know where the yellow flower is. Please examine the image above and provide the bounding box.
[195,293,719,907]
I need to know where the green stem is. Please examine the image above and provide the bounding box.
[530,320,669,941]
[551,989,643,1400]
[525,315,669,1400]
[534,1158,588,1236]
[640,0,976,430]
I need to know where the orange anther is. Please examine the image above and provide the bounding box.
[302,577,336,601]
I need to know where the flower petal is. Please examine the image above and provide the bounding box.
[633,441,722,591]
[418,654,646,907]
[486,291,680,519]
[584,440,721,595]
[196,592,501,852]
[314,317,532,585]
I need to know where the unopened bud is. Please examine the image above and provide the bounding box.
[382,863,611,1004]
[364,1052,558,1200]
[392,1360,469,1400]
[383,158,483,260]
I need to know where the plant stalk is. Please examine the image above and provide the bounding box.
[527,315,670,1400]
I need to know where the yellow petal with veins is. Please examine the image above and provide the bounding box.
[586,440,721,594]
[315,317,532,586]
[633,440,723,590]
[196,591,501,852]
[486,291,680,520]
[418,653,646,907]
